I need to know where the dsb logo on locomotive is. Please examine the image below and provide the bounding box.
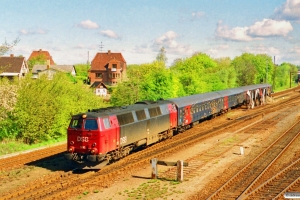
[77,136,89,142]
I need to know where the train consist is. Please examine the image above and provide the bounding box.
[64,84,272,168]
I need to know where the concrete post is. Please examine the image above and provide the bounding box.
[151,158,158,179]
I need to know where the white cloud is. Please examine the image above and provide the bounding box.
[132,44,150,54]
[78,20,99,29]
[274,0,300,21]
[207,48,219,55]
[19,28,47,35]
[153,31,193,55]
[100,30,120,39]
[241,44,280,55]
[248,19,293,37]
[206,45,229,56]
[292,46,300,54]
[216,19,293,42]
[191,11,205,20]
[216,21,254,41]
[218,44,229,50]
[74,44,86,49]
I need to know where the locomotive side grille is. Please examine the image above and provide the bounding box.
[136,110,146,120]
[117,113,134,125]
[148,107,162,117]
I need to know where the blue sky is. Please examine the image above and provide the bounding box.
[1,0,300,66]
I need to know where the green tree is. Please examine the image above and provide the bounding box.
[156,47,167,64]
[27,54,47,71]
[214,57,236,88]
[74,63,90,83]
[110,61,175,106]
[170,52,221,95]
[10,73,107,144]
[0,38,19,56]
[274,62,298,90]
[231,53,257,86]
[140,61,174,100]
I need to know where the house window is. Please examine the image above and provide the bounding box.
[96,73,102,78]
[109,73,120,79]
[112,64,117,72]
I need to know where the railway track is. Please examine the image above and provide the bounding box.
[207,120,300,200]
[0,88,300,200]
[244,158,300,199]
[0,144,66,171]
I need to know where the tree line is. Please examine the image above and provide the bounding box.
[110,51,299,106]
[0,41,299,144]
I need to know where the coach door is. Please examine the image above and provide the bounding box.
[223,96,228,110]
[184,105,192,125]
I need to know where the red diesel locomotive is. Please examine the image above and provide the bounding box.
[64,84,272,168]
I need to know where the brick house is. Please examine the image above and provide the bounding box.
[88,50,126,86]
[28,49,55,66]
[0,54,29,79]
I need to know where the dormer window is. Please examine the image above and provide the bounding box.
[112,64,117,72]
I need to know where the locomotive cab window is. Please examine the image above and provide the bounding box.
[103,118,111,129]
[70,118,82,129]
[84,119,98,130]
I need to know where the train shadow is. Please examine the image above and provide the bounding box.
[25,152,76,172]
[25,153,102,174]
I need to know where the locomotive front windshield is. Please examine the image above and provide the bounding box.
[69,118,98,130]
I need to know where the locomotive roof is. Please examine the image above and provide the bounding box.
[73,100,172,118]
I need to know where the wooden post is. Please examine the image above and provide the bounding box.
[151,158,158,179]
[177,160,184,182]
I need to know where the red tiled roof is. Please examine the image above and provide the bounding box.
[90,51,126,70]
[0,56,26,73]
[28,49,55,64]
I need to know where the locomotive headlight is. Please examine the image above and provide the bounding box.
[90,148,98,154]
[68,146,75,153]
[92,142,96,147]
[70,141,74,145]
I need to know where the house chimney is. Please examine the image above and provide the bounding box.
[108,50,111,54]
[10,54,14,57]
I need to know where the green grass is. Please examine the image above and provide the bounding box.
[118,179,184,199]
[0,137,66,156]
[273,83,298,92]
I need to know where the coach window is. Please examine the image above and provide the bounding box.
[84,119,98,130]
[103,118,111,129]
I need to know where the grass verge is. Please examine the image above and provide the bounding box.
[0,137,66,156]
